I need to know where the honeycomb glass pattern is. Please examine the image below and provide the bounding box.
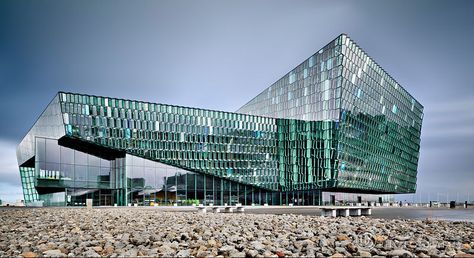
[19,167,39,204]
[336,34,423,193]
[237,35,343,122]
[59,92,280,191]
[277,120,338,191]
[237,34,423,194]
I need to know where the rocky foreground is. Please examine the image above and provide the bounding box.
[0,208,473,257]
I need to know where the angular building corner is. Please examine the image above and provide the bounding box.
[16,34,423,207]
[237,34,423,196]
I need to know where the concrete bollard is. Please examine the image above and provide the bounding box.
[337,209,350,217]
[86,199,93,209]
[361,208,372,216]
[349,209,361,216]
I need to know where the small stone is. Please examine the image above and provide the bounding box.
[196,250,209,257]
[321,246,333,256]
[374,234,388,244]
[331,253,344,258]
[46,243,57,250]
[319,239,328,247]
[229,251,246,258]
[251,241,266,251]
[208,239,217,247]
[22,252,37,258]
[463,244,472,250]
[59,247,68,254]
[395,236,411,241]
[92,246,102,253]
[43,250,66,258]
[427,247,439,256]
[83,249,100,258]
[104,246,114,254]
[345,243,358,253]
[383,240,395,251]
[415,247,428,254]
[176,249,191,257]
[125,249,138,257]
[246,249,259,257]
[302,239,315,247]
[219,245,236,255]
[158,245,176,256]
[358,250,371,257]
[446,250,457,257]
[336,235,349,241]
[294,241,304,250]
[388,249,413,257]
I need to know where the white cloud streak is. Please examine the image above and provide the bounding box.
[421,95,474,139]
[0,139,23,203]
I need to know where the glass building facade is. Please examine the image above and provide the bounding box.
[237,34,423,195]
[16,34,423,206]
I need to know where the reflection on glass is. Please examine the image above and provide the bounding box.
[60,146,74,164]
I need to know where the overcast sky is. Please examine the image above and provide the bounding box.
[0,0,473,203]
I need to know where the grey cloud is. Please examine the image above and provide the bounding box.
[0,139,21,187]
[421,95,474,146]
[0,139,23,203]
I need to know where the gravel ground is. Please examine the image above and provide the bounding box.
[0,207,473,257]
[245,206,474,222]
